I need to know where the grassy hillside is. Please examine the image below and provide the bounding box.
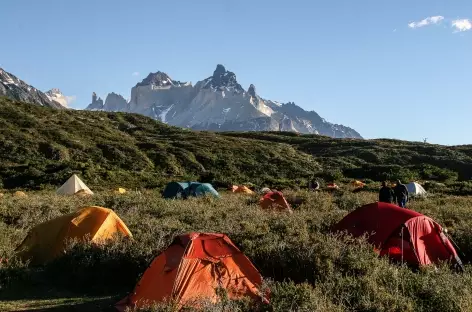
[0,97,318,190]
[1,97,472,192]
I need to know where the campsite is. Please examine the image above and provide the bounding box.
[2,0,472,309]
[2,177,472,311]
[1,99,472,311]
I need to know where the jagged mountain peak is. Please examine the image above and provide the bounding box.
[45,88,62,96]
[86,64,362,139]
[0,67,64,109]
[136,71,188,88]
[202,64,244,93]
[86,91,104,111]
[104,92,128,112]
[107,92,125,98]
[213,64,226,76]
[248,84,257,97]
[45,88,69,107]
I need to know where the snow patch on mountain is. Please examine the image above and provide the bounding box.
[159,104,174,123]
[45,88,71,107]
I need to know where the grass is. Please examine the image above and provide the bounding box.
[2,189,472,311]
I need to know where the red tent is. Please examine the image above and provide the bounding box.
[259,191,292,213]
[332,202,462,267]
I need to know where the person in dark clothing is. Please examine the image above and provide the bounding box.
[393,179,409,208]
[379,181,394,203]
[308,179,320,191]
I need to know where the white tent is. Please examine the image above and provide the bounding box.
[406,182,427,197]
[56,174,93,195]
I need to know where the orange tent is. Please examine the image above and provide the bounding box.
[116,233,267,311]
[231,185,255,195]
[13,191,27,197]
[259,191,292,213]
[15,206,132,265]
[326,183,339,190]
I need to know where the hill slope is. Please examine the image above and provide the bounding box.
[0,97,319,189]
[1,97,472,190]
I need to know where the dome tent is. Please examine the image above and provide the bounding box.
[406,182,427,197]
[259,191,292,213]
[163,182,219,199]
[230,185,255,194]
[332,202,462,268]
[115,232,267,311]
[15,206,132,265]
[13,191,27,197]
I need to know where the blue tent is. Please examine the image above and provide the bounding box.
[163,182,219,199]
[188,183,220,198]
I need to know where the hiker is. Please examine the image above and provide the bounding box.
[393,180,409,208]
[261,187,271,194]
[378,181,394,203]
[308,179,320,191]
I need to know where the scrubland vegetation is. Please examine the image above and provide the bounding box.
[3,97,472,311]
[2,190,472,311]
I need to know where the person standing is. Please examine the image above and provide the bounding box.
[308,179,320,191]
[393,180,409,208]
[379,181,394,203]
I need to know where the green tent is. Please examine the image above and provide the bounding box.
[162,182,191,199]
[163,182,219,199]
[188,183,220,198]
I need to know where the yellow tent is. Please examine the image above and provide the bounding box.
[352,180,365,188]
[115,188,127,194]
[230,185,254,195]
[13,191,27,197]
[75,189,92,197]
[15,206,132,265]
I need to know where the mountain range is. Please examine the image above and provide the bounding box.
[0,65,361,138]
[86,65,362,138]
[0,68,65,109]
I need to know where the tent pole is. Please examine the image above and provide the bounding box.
[401,227,404,265]
[446,233,467,262]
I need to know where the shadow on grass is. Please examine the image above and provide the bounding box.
[0,280,120,312]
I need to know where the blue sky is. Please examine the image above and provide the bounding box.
[1,0,471,145]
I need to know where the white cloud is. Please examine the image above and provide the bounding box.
[408,16,444,29]
[452,19,472,32]
[132,72,140,76]
[65,95,77,105]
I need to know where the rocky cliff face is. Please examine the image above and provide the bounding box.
[86,65,362,138]
[86,92,104,110]
[104,92,128,112]
[0,68,65,109]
